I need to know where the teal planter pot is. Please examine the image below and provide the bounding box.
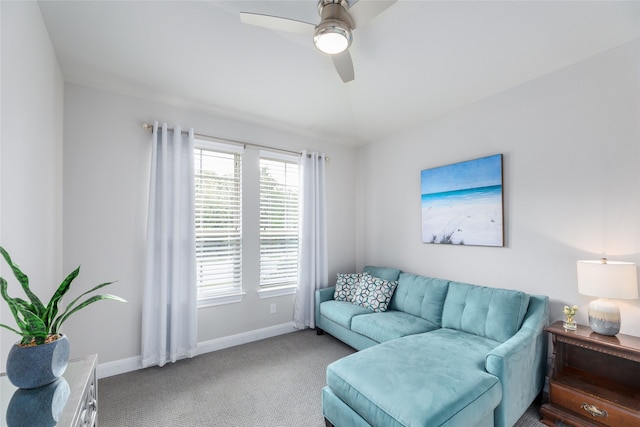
[6,334,70,389]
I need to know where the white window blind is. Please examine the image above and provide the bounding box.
[194,144,242,298]
[259,155,300,289]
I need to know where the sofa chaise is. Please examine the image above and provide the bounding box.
[315,266,549,427]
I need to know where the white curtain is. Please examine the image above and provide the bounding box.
[294,151,328,329]
[142,122,197,368]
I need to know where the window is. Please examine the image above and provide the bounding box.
[259,154,300,292]
[194,142,300,306]
[194,142,243,305]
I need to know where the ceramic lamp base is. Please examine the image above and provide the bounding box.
[588,298,621,336]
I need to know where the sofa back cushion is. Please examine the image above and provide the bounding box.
[363,266,401,282]
[389,273,449,326]
[442,282,530,343]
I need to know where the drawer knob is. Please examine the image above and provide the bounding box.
[581,402,608,418]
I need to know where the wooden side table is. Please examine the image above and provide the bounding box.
[541,321,640,427]
[1,354,97,426]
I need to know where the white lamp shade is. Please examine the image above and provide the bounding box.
[577,260,639,300]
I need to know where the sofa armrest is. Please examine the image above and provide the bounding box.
[485,295,549,427]
[315,286,336,328]
[317,286,336,303]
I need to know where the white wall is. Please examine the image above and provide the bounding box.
[356,38,640,336]
[0,1,64,370]
[62,83,357,370]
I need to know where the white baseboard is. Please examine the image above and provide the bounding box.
[195,322,296,356]
[97,355,142,379]
[96,322,297,379]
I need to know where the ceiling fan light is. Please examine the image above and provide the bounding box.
[313,20,352,55]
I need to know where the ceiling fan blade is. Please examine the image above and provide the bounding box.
[332,51,355,83]
[347,0,397,29]
[239,12,315,34]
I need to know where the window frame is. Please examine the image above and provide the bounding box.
[194,139,245,308]
[257,151,300,299]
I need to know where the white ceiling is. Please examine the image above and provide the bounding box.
[38,1,640,146]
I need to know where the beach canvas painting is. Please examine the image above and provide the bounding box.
[421,154,504,246]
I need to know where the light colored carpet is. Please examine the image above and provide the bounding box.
[98,330,544,426]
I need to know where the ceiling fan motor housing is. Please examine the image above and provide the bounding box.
[314,0,354,54]
[317,0,354,28]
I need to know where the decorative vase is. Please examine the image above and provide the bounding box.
[6,334,70,389]
[563,318,577,331]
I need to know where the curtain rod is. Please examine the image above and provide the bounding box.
[141,122,303,157]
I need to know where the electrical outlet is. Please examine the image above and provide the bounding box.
[270,303,276,314]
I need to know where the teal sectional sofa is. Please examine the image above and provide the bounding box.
[315,266,549,427]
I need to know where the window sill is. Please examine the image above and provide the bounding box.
[257,285,297,299]
[198,292,246,308]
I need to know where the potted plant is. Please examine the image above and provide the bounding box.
[563,304,578,331]
[0,246,126,389]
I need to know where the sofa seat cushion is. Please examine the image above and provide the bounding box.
[320,300,372,329]
[351,310,439,343]
[326,329,502,427]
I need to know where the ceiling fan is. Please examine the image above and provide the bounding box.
[240,0,397,83]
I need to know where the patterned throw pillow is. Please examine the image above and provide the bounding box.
[352,273,398,312]
[334,273,362,302]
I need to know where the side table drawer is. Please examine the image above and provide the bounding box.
[75,364,98,427]
[550,382,640,427]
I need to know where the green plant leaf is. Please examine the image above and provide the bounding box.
[1,246,126,342]
[52,294,127,333]
[10,297,39,315]
[0,323,24,336]
[1,289,48,344]
[0,246,46,316]
[0,277,28,334]
[1,278,48,344]
[18,309,48,345]
[52,280,117,329]
[8,298,48,344]
[44,266,80,331]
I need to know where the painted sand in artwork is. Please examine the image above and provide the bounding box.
[421,154,503,246]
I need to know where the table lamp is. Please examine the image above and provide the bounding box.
[577,258,638,336]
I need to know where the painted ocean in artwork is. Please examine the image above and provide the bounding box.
[421,155,503,246]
